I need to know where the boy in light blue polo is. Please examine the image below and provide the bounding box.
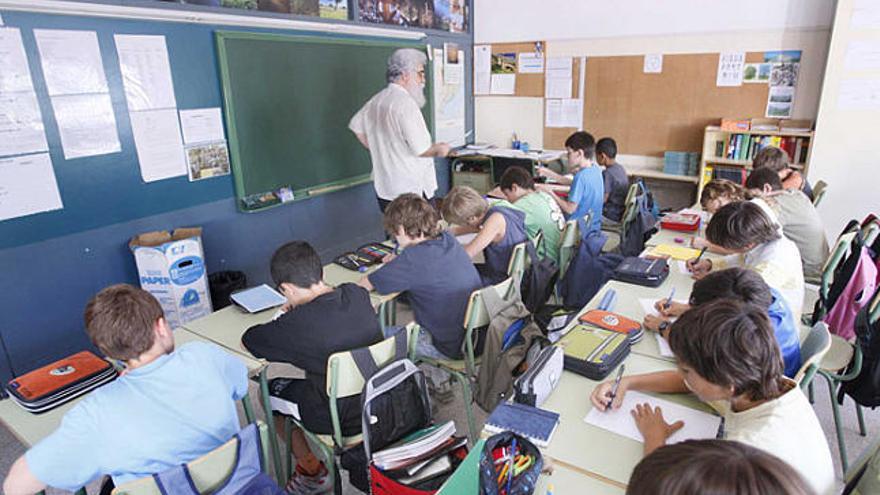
[537,131,604,233]
[3,285,248,494]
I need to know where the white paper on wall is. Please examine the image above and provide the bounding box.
[115,34,177,111]
[34,29,109,96]
[52,93,121,159]
[0,91,49,157]
[130,108,187,182]
[0,153,63,221]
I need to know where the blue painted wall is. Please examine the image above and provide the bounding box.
[0,4,471,385]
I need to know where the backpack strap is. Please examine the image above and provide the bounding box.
[351,329,408,380]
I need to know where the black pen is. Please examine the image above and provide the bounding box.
[606,364,625,410]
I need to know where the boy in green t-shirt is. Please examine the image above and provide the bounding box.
[497,166,566,264]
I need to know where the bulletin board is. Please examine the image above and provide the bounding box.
[543,52,771,155]
[488,41,572,97]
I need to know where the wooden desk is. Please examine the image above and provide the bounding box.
[0,328,261,449]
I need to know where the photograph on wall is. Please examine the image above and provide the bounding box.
[491,52,516,74]
[766,86,795,118]
[357,0,466,31]
[742,62,771,83]
[763,50,802,64]
[186,141,231,181]
[155,0,348,19]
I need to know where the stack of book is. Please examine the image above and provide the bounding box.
[372,421,466,485]
[663,151,699,176]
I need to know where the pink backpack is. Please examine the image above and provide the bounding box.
[824,246,880,340]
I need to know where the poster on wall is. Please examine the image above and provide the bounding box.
[358,0,467,32]
[764,50,800,119]
[153,0,348,20]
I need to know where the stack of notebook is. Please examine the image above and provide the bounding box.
[484,402,560,448]
[372,421,466,485]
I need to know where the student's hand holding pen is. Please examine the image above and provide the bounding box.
[590,376,629,412]
[653,299,689,317]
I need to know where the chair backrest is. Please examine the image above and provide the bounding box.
[558,218,579,277]
[462,276,516,332]
[506,241,528,281]
[812,179,828,207]
[111,422,272,495]
[863,216,880,246]
[820,231,858,301]
[619,182,642,240]
[326,323,417,399]
[794,322,832,388]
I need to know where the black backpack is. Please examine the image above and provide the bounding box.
[519,240,558,314]
[559,218,623,310]
[839,287,880,408]
[619,181,658,257]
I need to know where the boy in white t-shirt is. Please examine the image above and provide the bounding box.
[590,300,835,495]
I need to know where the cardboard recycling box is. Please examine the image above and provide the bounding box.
[129,227,213,329]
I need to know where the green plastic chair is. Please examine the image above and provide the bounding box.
[110,421,273,495]
[815,287,880,474]
[506,242,529,284]
[794,322,831,390]
[812,180,828,208]
[279,323,420,489]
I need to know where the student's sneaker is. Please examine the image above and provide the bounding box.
[285,463,332,495]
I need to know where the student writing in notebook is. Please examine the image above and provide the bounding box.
[241,241,381,494]
[628,439,816,495]
[441,185,528,286]
[3,285,248,495]
[644,268,801,378]
[687,201,805,317]
[535,131,604,233]
[590,300,834,495]
[692,179,779,253]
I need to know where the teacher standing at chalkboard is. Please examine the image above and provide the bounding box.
[349,48,451,212]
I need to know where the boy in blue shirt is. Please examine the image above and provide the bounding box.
[3,285,248,495]
[358,193,482,360]
[536,131,604,232]
[644,267,801,378]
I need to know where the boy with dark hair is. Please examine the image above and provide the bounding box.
[359,193,481,360]
[644,267,801,378]
[752,146,813,200]
[441,185,528,285]
[688,201,805,316]
[591,300,834,495]
[242,241,382,494]
[535,131,604,232]
[595,137,629,224]
[3,285,248,495]
[498,167,565,264]
[746,167,829,281]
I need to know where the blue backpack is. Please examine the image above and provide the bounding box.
[151,423,284,495]
[619,181,658,257]
[559,217,623,310]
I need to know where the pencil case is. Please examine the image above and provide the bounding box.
[6,351,117,414]
[558,324,630,381]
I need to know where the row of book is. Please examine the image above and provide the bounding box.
[701,165,747,187]
[714,134,810,164]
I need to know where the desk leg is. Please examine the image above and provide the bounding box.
[259,367,285,485]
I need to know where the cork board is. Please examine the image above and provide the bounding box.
[544,52,770,155]
[489,42,546,97]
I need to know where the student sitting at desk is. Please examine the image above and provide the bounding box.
[746,167,829,281]
[3,285,248,495]
[591,300,835,495]
[535,131,604,232]
[441,185,528,285]
[628,439,816,495]
[358,193,481,361]
[241,241,381,494]
[693,179,779,253]
[595,137,629,226]
[498,166,565,265]
[644,268,801,378]
[752,145,813,201]
[688,201,805,317]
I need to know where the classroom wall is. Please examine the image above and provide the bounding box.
[473,0,833,166]
[808,0,880,238]
[0,2,472,384]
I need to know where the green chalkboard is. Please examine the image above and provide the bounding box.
[215,31,431,211]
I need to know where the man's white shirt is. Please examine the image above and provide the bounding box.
[349,83,437,200]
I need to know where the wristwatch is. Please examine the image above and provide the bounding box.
[658,321,670,333]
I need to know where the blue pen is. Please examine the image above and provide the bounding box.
[506,438,517,493]
[664,288,676,310]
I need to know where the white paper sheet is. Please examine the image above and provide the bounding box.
[717,52,745,87]
[655,334,674,357]
[34,29,109,96]
[584,391,721,444]
[545,98,581,128]
[643,54,663,74]
[838,78,880,110]
[130,108,186,182]
[518,52,544,73]
[0,153,63,221]
[545,76,572,99]
[677,260,690,275]
[490,73,515,95]
[115,34,177,111]
[845,40,880,71]
[52,93,121,159]
[474,45,491,95]
[851,0,880,29]
[546,57,572,73]
[179,107,225,145]
[0,91,48,157]
[0,28,35,94]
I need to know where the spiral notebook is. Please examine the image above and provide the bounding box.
[483,402,560,448]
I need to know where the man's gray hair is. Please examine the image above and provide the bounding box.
[386,48,427,83]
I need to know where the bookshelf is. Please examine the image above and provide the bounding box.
[698,125,814,199]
